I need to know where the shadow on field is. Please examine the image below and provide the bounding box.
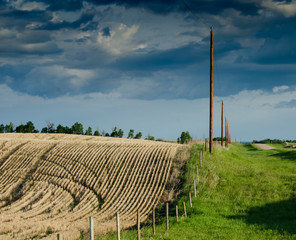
[243,144,259,151]
[270,150,296,162]
[230,198,296,234]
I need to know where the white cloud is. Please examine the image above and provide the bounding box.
[65,68,95,88]
[261,0,296,17]
[97,23,146,55]
[8,0,48,11]
[272,85,289,93]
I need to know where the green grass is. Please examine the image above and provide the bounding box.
[96,143,296,240]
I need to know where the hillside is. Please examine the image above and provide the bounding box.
[0,133,189,239]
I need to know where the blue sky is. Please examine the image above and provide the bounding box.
[0,0,295,141]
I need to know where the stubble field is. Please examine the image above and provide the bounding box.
[0,133,188,239]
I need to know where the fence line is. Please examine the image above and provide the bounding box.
[137,209,140,240]
[58,144,214,240]
[89,216,94,240]
[116,212,120,240]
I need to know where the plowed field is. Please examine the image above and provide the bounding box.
[0,133,187,239]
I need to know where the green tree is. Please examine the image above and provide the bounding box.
[118,129,124,138]
[145,134,155,141]
[85,127,92,135]
[134,132,142,139]
[5,122,14,133]
[179,131,192,144]
[64,126,73,134]
[127,129,134,139]
[110,127,124,138]
[111,127,118,137]
[25,121,35,133]
[16,124,25,133]
[94,130,100,136]
[71,122,83,135]
[46,121,55,133]
[56,124,65,133]
[0,124,4,133]
[41,127,48,133]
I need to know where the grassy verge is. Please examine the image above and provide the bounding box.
[96,143,296,240]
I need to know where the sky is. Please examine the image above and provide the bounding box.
[0,0,295,141]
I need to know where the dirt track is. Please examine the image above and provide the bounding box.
[254,143,275,150]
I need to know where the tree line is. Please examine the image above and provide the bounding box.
[252,138,296,144]
[0,121,192,144]
[0,121,143,139]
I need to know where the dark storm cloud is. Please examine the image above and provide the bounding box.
[113,43,207,71]
[0,9,52,30]
[0,0,295,100]
[85,0,260,15]
[41,0,83,11]
[102,27,111,37]
[35,0,260,16]
[251,36,296,64]
[112,37,242,72]
[0,41,61,55]
[246,15,296,64]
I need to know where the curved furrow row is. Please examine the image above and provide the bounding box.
[119,146,168,222]
[95,145,157,221]
[118,146,163,216]
[128,146,175,222]
[0,134,186,240]
[99,143,139,200]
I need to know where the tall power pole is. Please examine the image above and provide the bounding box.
[221,100,223,147]
[209,27,213,153]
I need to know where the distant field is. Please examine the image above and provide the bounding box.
[0,133,188,239]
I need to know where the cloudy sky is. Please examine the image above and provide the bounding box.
[0,0,295,141]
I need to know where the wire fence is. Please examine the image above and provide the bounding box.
[54,143,223,240]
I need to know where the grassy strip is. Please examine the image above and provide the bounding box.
[96,143,296,240]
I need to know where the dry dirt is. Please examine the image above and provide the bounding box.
[0,133,188,239]
[253,143,275,150]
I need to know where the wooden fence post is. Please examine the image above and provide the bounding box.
[152,207,155,235]
[196,165,199,183]
[176,205,179,222]
[199,152,202,168]
[203,143,205,154]
[116,212,120,240]
[193,179,197,197]
[137,209,140,240]
[57,233,62,240]
[189,192,192,208]
[183,202,187,217]
[166,202,169,230]
[89,216,94,240]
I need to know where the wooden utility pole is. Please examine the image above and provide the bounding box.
[221,100,224,147]
[209,27,214,153]
[225,117,229,147]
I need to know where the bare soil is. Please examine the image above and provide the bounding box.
[254,143,275,150]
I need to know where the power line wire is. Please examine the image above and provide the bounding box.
[180,0,211,28]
